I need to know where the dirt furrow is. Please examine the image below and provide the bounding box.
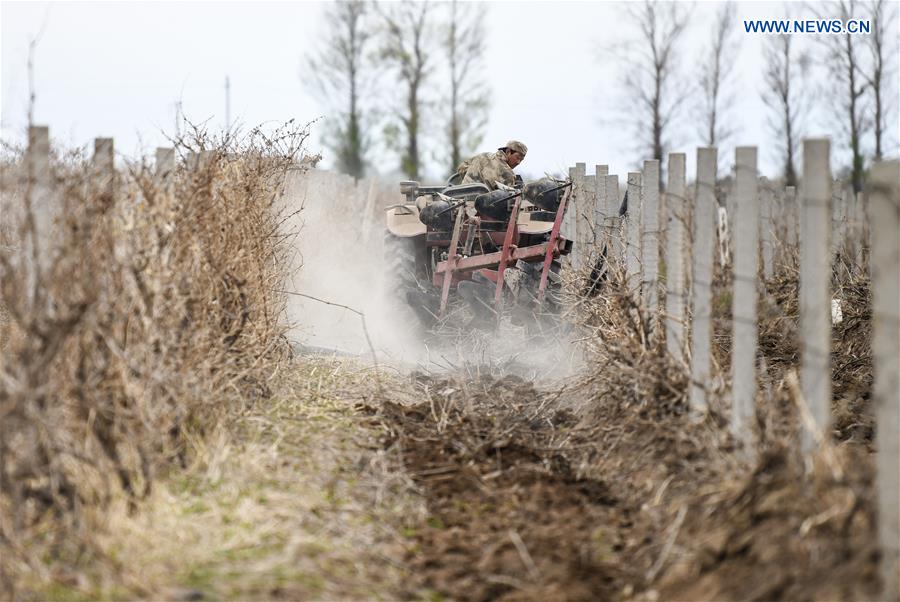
[380,372,647,601]
[377,366,881,602]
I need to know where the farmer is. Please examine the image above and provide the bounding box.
[457,140,527,190]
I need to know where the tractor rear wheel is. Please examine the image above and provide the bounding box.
[383,232,438,328]
[383,231,419,292]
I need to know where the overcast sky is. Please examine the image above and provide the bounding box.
[2,1,896,183]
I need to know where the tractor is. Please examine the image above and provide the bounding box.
[384,174,573,329]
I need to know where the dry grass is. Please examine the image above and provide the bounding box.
[560,232,881,600]
[16,357,422,601]
[0,122,320,597]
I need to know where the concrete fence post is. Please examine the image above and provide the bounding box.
[605,174,622,273]
[186,150,202,171]
[690,147,718,414]
[27,126,51,200]
[93,138,114,167]
[595,165,609,246]
[626,171,643,293]
[199,149,214,168]
[25,126,53,283]
[27,126,51,190]
[869,160,900,601]
[573,162,588,270]
[27,126,50,184]
[562,166,578,262]
[155,147,175,180]
[584,174,597,265]
[800,139,832,456]
[93,137,115,199]
[642,160,660,314]
[665,153,687,361]
[759,177,775,280]
[733,148,759,455]
[785,185,799,250]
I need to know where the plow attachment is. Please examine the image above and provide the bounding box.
[433,182,572,320]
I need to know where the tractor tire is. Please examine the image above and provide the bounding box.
[383,231,438,329]
[383,231,419,293]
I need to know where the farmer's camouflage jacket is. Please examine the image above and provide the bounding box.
[457,150,516,190]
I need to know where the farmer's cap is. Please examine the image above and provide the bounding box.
[499,140,528,156]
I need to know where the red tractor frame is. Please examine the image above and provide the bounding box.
[434,185,572,318]
[385,178,573,325]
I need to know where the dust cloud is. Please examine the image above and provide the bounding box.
[279,169,423,364]
[279,168,584,379]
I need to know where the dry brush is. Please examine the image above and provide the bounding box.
[0,122,312,594]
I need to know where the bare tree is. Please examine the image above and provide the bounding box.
[811,0,868,193]
[377,0,433,179]
[614,1,692,164]
[696,3,740,149]
[762,32,809,187]
[862,0,898,160]
[303,0,373,179]
[444,0,489,173]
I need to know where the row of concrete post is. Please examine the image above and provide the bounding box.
[564,142,899,598]
[25,126,178,185]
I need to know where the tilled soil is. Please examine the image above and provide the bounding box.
[378,367,882,602]
[381,373,638,601]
